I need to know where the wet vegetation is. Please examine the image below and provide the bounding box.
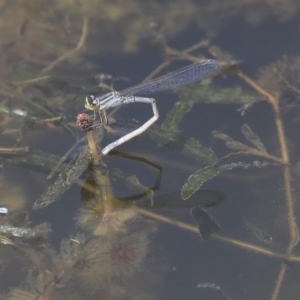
[0,0,300,299]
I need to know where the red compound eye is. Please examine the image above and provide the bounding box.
[76,113,93,131]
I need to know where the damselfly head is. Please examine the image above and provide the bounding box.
[85,95,97,110]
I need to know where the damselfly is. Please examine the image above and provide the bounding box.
[85,59,221,155]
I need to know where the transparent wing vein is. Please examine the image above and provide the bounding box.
[119,59,220,97]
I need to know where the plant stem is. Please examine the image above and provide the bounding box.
[237,70,299,300]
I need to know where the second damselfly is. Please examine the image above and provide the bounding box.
[84,59,221,155]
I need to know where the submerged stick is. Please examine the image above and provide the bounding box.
[41,17,89,73]
[137,208,300,263]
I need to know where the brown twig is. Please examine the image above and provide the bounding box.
[237,147,284,164]
[136,208,300,263]
[86,130,101,163]
[182,39,210,54]
[143,60,173,82]
[41,17,89,73]
[0,146,30,154]
[143,39,209,82]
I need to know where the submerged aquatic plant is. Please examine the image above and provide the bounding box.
[0,222,50,239]
[76,204,138,236]
[0,211,51,245]
[1,1,300,300]
[79,233,148,280]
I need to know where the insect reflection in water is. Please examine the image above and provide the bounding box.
[128,189,225,240]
